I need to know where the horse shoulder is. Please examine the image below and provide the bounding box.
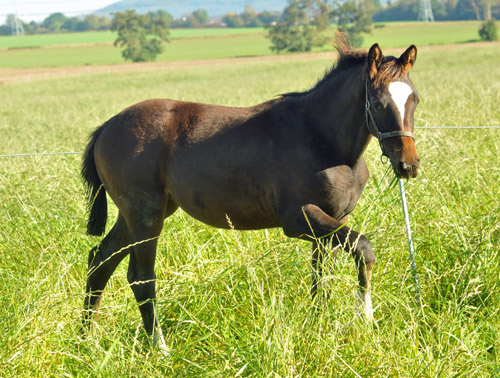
[314,159,369,219]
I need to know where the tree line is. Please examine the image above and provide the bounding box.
[0,6,280,36]
[1,0,497,61]
[2,0,498,36]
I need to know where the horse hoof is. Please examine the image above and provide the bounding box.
[356,290,374,321]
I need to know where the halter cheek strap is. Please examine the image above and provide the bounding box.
[365,78,414,156]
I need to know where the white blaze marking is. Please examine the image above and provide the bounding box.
[388,81,412,123]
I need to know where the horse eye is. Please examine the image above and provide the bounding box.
[373,102,383,111]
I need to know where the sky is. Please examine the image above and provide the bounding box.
[0,0,117,23]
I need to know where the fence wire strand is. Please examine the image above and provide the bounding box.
[0,151,83,158]
[0,126,498,158]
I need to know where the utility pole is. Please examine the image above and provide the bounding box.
[11,0,25,35]
[417,0,434,22]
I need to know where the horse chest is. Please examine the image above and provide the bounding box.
[317,163,369,219]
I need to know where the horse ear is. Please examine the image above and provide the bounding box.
[399,45,417,74]
[368,43,383,80]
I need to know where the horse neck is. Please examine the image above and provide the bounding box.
[304,67,372,166]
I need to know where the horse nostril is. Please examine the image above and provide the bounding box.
[398,160,419,178]
[399,162,410,173]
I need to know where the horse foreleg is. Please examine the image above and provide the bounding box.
[311,240,324,302]
[352,243,375,321]
[283,204,375,319]
[311,241,340,303]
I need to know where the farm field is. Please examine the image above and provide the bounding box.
[0,21,484,69]
[0,27,267,49]
[0,31,499,377]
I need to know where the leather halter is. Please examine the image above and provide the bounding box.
[365,78,414,157]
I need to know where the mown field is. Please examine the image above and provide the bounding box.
[0,21,483,68]
[0,25,499,377]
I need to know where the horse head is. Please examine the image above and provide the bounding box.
[365,43,420,179]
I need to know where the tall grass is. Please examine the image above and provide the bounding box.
[0,43,499,376]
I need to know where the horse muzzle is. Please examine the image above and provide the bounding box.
[393,157,420,178]
[383,134,420,179]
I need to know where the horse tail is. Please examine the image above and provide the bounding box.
[81,123,108,236]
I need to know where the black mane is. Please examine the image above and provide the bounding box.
[282,44,402,98]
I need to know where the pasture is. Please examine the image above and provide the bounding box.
[0,21,483,68]
[0,35,499,376]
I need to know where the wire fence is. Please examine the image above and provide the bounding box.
[0,151,83,158]
[1,124,497,307]
[1,126,498,158]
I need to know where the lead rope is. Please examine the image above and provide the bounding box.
[399,178,422,306]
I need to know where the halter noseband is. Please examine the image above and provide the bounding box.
[365,78,414,157]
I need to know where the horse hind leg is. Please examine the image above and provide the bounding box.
[83,214,131,329]
[125,203,172,348]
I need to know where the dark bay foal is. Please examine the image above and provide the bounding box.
[82,42,420,345]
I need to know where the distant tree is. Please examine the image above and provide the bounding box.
[42,13,68,32]
[148,10,173,28]
[186,14,201,27]
[267,0,329,53]
[223,6,272,27]
[479,18,498,39]
[82,14,112,31]
[62,16,84,31]
[330,0,373,47]
[257,11,280,25]
[25,21,41,34]
[241,4,262,26]
[192,9,210,25]
[0,16,10,35]
[171,10,207,28]
[222,12,246,27]
[170,17,186,28]
[111,10,170,62]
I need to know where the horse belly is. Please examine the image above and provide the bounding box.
[167,165,281,230]
[172,189,281,230]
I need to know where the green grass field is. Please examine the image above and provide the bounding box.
[0,27,267,49]
[0,27,499,376]
[0,21,484,68]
